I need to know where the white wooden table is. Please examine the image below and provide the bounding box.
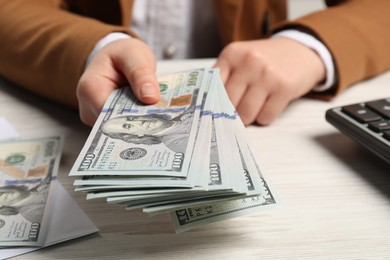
[1,59,389,259]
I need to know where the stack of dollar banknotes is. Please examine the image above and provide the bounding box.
[69,68,277,233]
[0,137,63,247]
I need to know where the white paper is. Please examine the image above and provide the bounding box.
[0,117,19,141]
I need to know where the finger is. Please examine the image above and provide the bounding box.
[223,69,253,107]
[252,66,292,125]
[255,92,291,125]
[235,83,268,125]
[114,43,160,104]
[127,65,160,104]
[213,57,230,84]
[215,57,247,109]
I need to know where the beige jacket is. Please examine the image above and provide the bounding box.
[0,0,389,108]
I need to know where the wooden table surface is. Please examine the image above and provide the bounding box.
[1,59,389,260]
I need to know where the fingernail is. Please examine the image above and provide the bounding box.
[140,83,157,98]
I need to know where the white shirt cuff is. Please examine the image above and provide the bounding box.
[272,30,335,92]
[86,32,132,68]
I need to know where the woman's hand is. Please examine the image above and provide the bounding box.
[77,38,160,126]
[215,37,326,125]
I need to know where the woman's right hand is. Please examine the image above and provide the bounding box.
[76,38,161,126]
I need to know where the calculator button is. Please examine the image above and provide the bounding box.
[383,130,390,141]
[368,120,390,132]
[341,104,382,123]
[366,99,390,119]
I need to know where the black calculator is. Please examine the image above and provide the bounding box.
[325,98,390,164]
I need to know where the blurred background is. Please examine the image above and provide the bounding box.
[288,0,325,19]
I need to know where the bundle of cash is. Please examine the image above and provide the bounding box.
[0,136,63,246]
[69,68,276,232]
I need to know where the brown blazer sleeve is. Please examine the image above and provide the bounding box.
[274,0,390,98]
[0,0,134,108]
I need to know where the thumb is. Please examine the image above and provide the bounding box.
[126,65,160,104]
[113,39,160,104]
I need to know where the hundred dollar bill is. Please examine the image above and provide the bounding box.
[0,136,62,246]
[142,117,245,216]
[83,71,247,212]
[184,69,215,187]
[107,189,235,206]
[171,191,276,233]
[85,187,204,200]
[70,69,209,178]
[215,78,266,196]
[117,71,271,215]
[168,77,277,232]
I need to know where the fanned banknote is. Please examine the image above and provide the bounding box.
[70,69,208,178]
[0,136,62,246]
[171,192,276,233]
[70,68,277,233]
